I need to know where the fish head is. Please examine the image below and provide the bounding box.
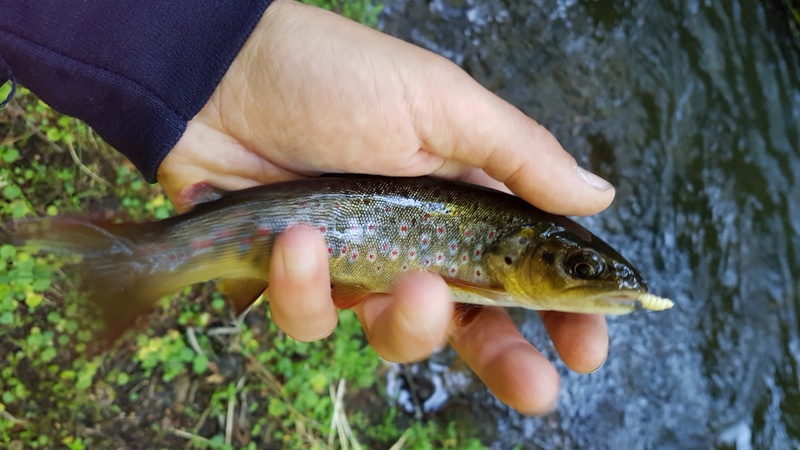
[486,223,673,314]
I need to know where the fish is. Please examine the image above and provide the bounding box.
[0,175,673,337]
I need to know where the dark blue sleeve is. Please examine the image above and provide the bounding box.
[0,0,272,182]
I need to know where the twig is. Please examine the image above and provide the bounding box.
[66,140,112,187]
[192,405,211,435]
[186,327,205,357]
[169,427,213,445]
[1,409,26,425]
[400,364,424,420]
[238,390,249,430]
[388,429,411,450]
[329,379,362,450]
[127,379,146,396]
[188,379,198,405]
[206,326,242,337]
[328,383,338,448]
[225,376,247,446]
[226,391,235,446]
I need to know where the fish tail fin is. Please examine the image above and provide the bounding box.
[4,217,183,342]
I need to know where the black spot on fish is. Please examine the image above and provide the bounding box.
[541,251,555,265]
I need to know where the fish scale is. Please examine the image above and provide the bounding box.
[319,192,502,292]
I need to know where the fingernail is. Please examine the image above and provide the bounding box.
[587,340,609,374]
[578,166,613,192]
[587,354,607,374]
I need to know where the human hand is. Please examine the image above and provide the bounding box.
[157,0,615,415]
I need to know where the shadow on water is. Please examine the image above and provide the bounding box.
[380,1,800,448]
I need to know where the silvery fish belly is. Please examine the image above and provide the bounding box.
[0,176,672,338]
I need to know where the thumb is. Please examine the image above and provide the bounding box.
[411,59,615,216]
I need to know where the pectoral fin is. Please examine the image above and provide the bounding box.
[443,278,509,307]
[218,278,268,314]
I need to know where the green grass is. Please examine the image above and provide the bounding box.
[0,1,492,449]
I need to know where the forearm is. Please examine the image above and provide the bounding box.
[0,0,271,181]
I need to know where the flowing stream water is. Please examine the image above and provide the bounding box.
[380,1,800,448]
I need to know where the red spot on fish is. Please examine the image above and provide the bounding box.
[341,246,348,255]
[423,258,431,267]
[368,253,376,261]
[402,264,409,271]
[450,242,458,252]
[465,229,473,237]
[437,226,445,235]
[390,248,399,259]
[376,265,382,272]
[450,265,457,274]
[385,206,392,212]
[328,247,334,254]
[257,227,271,236]
[423,213,430,221]
[408,249,416,258]
[351,252,358,261]
[381,242,389,251]
[335,203,340,209]
[399,224,408,236]
[420,235,431,249]
[488,230,496,239]
[462,254,468,262]
[475,269,482,277]
[367,223,376,232]
[319,225,327,233]
[474,248,482,256]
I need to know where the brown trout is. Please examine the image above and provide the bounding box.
[1,176,672,334]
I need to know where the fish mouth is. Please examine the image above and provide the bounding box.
[542,288,674,315]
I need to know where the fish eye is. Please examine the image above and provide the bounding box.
[565,249,605,280]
